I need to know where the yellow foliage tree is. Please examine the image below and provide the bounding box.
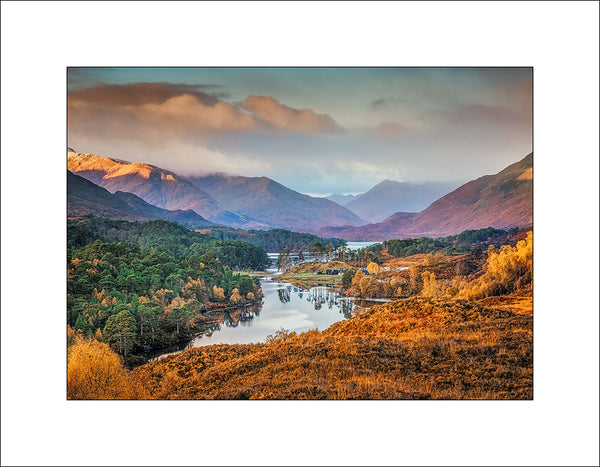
[67,337,146,399]
[359,276,380,297]
[351,269,364,288]
[367,262,380,275]
[421,271,439,298]
[212,285,226,301]
[229,288,242,304]
[458,231,533,300]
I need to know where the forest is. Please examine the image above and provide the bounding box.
[361,226,528,260]
[207,227,345,252]
[68,217,270,270]
[67,217,268,363]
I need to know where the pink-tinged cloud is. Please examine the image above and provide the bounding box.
[68,83,341,141]
[371,121,408,137]
[137,94,259,132]
[241,95,340,133]
[68,82,227,106]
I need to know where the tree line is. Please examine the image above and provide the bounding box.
[208,227,345,252]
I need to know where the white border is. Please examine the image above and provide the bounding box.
[2,2,599,466]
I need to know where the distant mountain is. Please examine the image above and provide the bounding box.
[68,171,217,228]
[317,153,533,241]
[324,193,361,205]
[345,180,462,223]
[187,174,366,232]
[67,152,264,229]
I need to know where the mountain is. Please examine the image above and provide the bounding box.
[324,193,361,205]
[67,171,216,227]
[344,180,462,223]
[317,153,533,241]
[186,174,366,232]
[67,152,264,229]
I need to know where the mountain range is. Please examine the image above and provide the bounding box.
[68,152,256,228]
[67,151,532,240]
[187,174,364,232]
[68,152,364,232]
[343,179,462,223]
[67,170,216,227]
[317,153,533,240]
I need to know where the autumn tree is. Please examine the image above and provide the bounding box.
[359,276,380,297]
[350,269,365,294]
[67,337,146,399]
[212,285,226,301]
[229,288,242,305]
[367,261,380,275]
[458,231,532,300]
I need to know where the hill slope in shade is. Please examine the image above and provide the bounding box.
[67,152,264,229]
[187,174,366,232]
[318,153,533,241]
[345,180,462,223]
[67,171,216,228]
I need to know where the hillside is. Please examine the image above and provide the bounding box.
[345,179,461,223]
[187,174,366,231]
[68,171,216,228]
[67,152,264,229]
[130,297,532,400]
[318,154,532,240]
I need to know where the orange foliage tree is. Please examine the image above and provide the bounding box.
[67,336,146,399]
[459,231,532,299]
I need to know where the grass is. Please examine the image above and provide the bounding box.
[133,296,532,400]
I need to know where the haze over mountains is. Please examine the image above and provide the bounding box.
[325,193,360,205]
[343,179,463,223]
[67,170,216,227]
[67,151,532,240]
[67,152,364,232]
[318,153,533,240]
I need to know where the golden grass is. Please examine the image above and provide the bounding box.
[131,297,532,400]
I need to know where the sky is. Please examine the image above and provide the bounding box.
[67,67,532,196]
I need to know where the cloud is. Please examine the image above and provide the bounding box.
[369,96,409,110]
[241,95,340,133]
[369,121,408,137]
[68,83,341,142]
[69,82,228,106]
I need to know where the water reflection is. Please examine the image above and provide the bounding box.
[151,277,392,359]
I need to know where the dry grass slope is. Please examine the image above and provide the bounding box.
[132,297,532,400]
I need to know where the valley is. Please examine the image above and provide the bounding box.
[64,68,534,402]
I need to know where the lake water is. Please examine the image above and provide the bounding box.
[189,275,390,347]
[151,273,390,360]
[345,241,382,250]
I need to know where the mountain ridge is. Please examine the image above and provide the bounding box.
[67,170,217,228]
[186,173,366,232]
[317,153,533,240]
[67,152,265,229]
[344,179,462,223]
